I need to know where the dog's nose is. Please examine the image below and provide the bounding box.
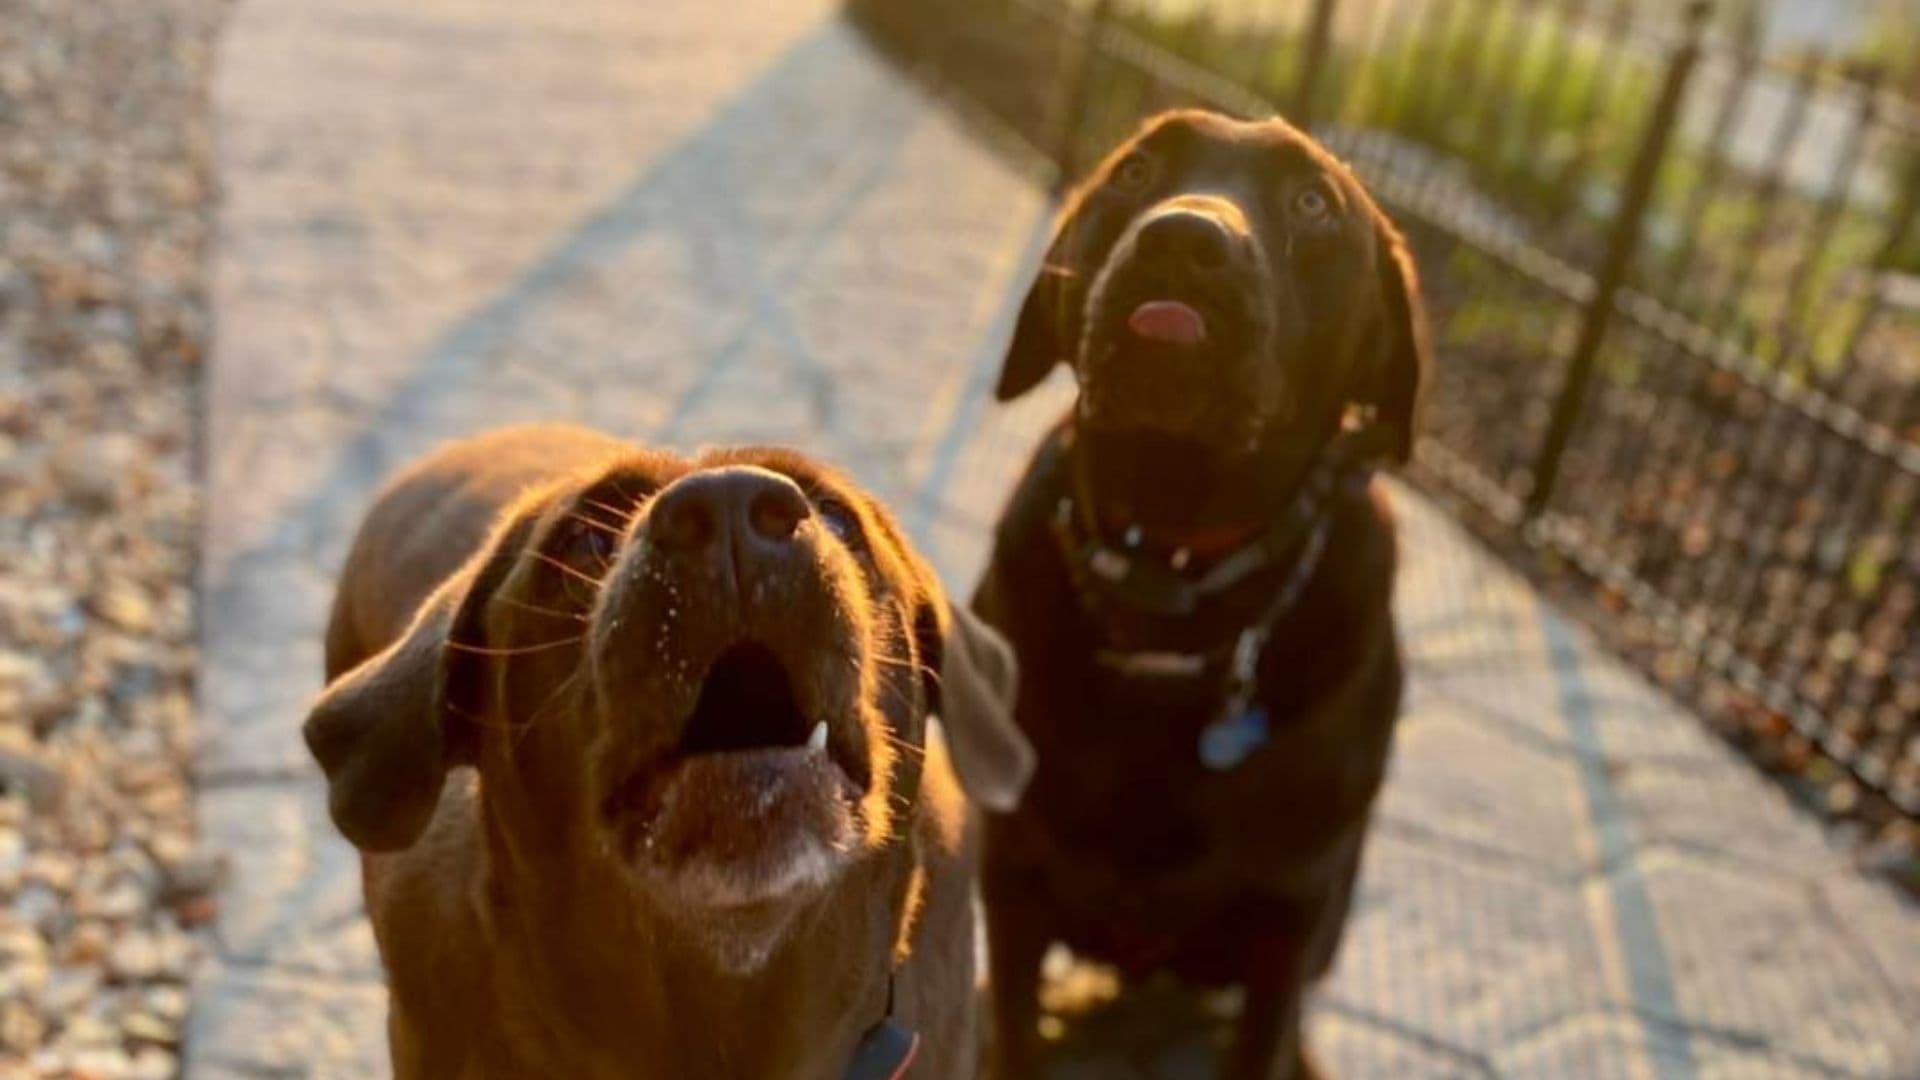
[648,467,810,555]
[1135,207,1234,270]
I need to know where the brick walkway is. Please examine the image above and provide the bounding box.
[187,1,1919,1076]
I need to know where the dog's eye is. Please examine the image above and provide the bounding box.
[562,519,615,567]
[1292,183,1334,222]
[548,519,614,607]
[1110,153,1156,194]
[815,497,862,546]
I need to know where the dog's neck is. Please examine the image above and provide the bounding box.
[1068,420,1333,554]
[474,782,917,1076]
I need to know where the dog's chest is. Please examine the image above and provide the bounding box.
[1031,678,1338,864]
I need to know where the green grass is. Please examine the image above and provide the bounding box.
[1825,0,1920,274]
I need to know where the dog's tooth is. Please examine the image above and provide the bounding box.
[807,721,828,753]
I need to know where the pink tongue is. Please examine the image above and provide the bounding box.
[1127,300,1207,346]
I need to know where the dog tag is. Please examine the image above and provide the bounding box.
[1198,705,1269,772]
[841,1018,920,1080]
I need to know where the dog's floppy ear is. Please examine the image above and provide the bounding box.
[303,506,539,852]
[1000,176,1105,402]
[1366,218,1431,463]
[996,260,1077,402]
[921,602,1033,813]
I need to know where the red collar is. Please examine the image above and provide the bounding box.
[1090,507,1265,565]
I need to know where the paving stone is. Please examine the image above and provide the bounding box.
[1810,871,1920,1009]
[186,963,387,1080]
[1680,1040,1898,1080]
[1488,1010,1670,1080]
[1377,708,1596,879]
[197,783,378,979]
[1392,491,1546,648]
[1637,857,1914,1078]
[1325,833,1619,1063]
[1308,1008,1497,1079]
[918,373,1077,586]
[1610,760,1854,881]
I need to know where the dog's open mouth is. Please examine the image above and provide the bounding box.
[602,640,865,909]
[680,642,827,757]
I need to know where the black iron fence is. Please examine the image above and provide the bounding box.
[851,0,1920,824]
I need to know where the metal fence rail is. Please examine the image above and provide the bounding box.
[850,0,1920,821]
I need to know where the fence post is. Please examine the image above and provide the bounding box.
[1523,0,1712,519]
[1293,0,1340,128]
[1051,0,1115,194]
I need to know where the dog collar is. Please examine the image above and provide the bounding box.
[1052,425,1382,772]
[1052,425,1383,659]
[1193,517,1329,770]
[841,975,919,1080]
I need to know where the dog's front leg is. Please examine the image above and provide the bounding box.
[1227,932,1314,1080]
[982,853,1050,1080]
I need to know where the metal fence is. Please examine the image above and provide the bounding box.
[850,0,1920,821]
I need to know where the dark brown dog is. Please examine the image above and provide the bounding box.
[974,110,1429,1079]
[306,423,1034,1079]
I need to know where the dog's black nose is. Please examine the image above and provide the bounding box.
[648,467,810,554]
[1135,207,1234,270]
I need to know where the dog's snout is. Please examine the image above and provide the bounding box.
[1135,207,1236,270]
[647,467,810,556]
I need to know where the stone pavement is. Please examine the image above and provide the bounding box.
[187,0,1920,1076]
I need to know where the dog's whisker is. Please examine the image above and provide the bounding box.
[865,653,925,673]
[446,665,586,743]
[445,701,519,734]
[601,478,648,525]
[531,667,584,713]
[880,734,927,761]
[529,551,606,589]
[445,636,585,657]
[496,595,589,623]
[579,496,638,527]
[563,511,626,538]
[518,669,587,746]
[868,665,922,702]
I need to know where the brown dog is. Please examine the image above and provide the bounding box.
[974,110,1429,1078]
[306,423,1034,1079]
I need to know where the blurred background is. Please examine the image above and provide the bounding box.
[1,0,1915,1076]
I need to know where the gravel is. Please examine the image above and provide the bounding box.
[1,0,226,1076]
